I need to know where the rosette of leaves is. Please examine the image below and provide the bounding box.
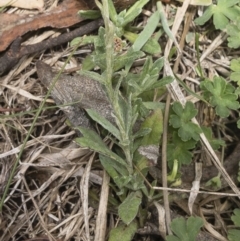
[200,76,239,118]
[169,101,202,142]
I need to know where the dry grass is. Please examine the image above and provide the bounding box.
[0,1,240,241]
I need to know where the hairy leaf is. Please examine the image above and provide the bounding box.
[86,109,120,140]
[75,127,127,167]
[118,191,142,225]
[140,108,163,145]
[109,221,138,241]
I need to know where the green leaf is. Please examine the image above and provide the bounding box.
[88,50,144,72]
[202,126,225,150]
[77,70,105,85]
[128,57,171,97]
[169,102,201,141]
[100,155,129,187]
[231,209,240,226]
[78,10,101,20]
[118,191,142,225]
[132,10,160,52]
[228,209,240,241]
[194,6,213,26]
[70,35,97,47]
[99,155,132,192]
[124,31,161,55]
[108,221,138,241]
[75,127,127,167]
[143,101,165,110]
[167,132,197,167]
[133,128,152,140]
[108,0,118,24]
[228,229,240,241]
[146,76,173,91]
[230,57,240,85]
[200,77,239,118]
[227,17,240,49]
[122,0,150,26]
[114,93,133,141]
[140,108,163,145]
[125,172,145,190]
[205,175,222,189]
[166,216,203,241]
[85,109,120,140]
[195,0,240,30]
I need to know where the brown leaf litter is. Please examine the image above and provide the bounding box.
[0,0,240,240]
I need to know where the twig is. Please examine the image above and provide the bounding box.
[0,19,104,75]
[162,94,172,235]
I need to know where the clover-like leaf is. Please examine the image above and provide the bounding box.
[167,132,197,168]
[200,76,239,118]
[231,209,240,226]
[169,101,201,141]
[166,216,203,241]
[228,229,240,241]
[230,57,240,85]
[238,119,240,129]
[228,209,240,241]
[227,17,240,49]
[195,0,240,30]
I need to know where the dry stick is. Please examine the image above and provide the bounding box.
[0,19,104,75]
[94,170,110,241]
[162,94,172,235]
[173,7,195,73]
[200,31,228,62]
[159,0,190,235]
[152,186,240,196]
[80,153,95,241]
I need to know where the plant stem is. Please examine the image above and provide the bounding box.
[101,0,133,174]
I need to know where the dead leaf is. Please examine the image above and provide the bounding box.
[188,162,202,215]
[0,0,87,52]
[0,0,44,10]
[138,145,159,165]
[154,201,166,239]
